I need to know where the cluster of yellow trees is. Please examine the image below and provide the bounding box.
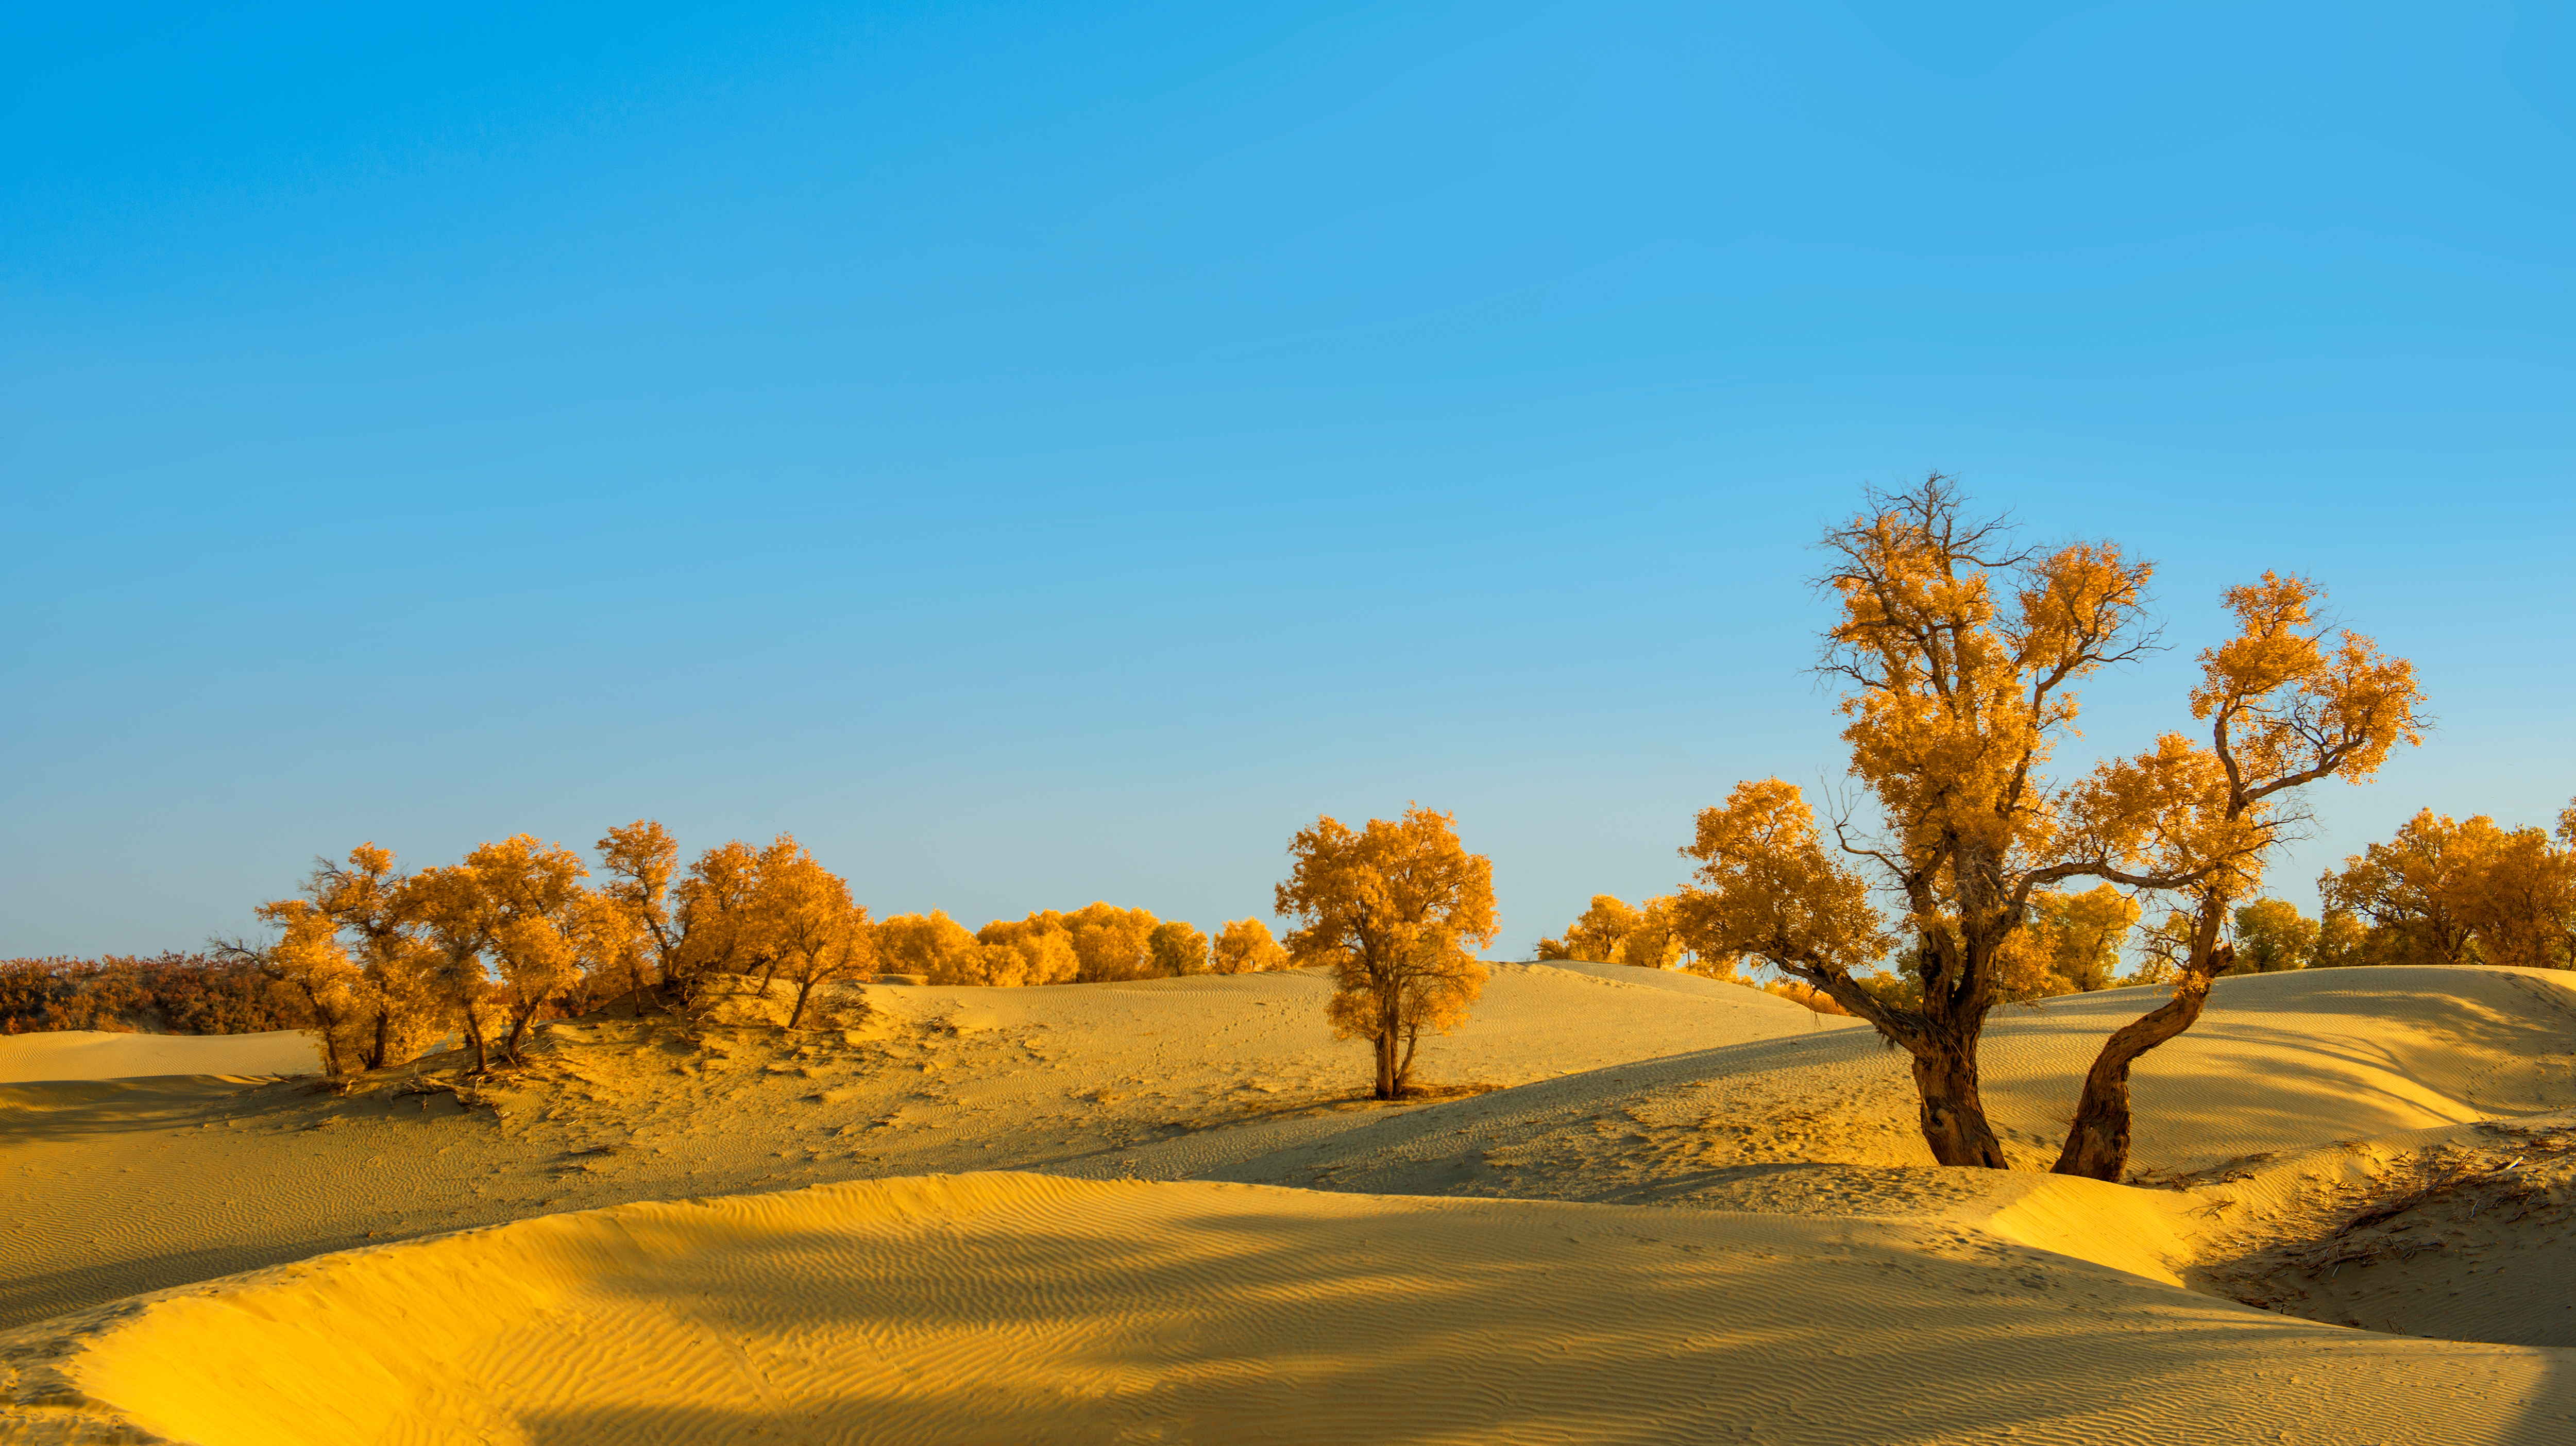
[870,906,1286,986]
[234,825,877,1078]
[239,821,1295,1080]
[2318,805,2576,970]
[1543,799,2576,1011]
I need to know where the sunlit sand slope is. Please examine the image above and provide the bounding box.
[1211,967,2576,1201]
[0,964,1830,1329]
[0,1029,317,1083]
[7,1171,2573,1446]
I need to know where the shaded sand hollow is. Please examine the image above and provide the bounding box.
[8,964,2576,1443]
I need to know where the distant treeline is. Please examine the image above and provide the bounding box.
[0,952,306,1036]
[1539,799,2576,1004]
[5,823,1291,1083]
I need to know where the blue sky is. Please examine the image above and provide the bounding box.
[6,1,2571,958]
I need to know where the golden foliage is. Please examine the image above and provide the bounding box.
[2321,805,2576,971]
[753,836,875,1029]
[1276,805,1497,1100]
[2229,898,2318,974]
[1682,479,2426,1173]
[876,910,980,983]
[1147,920,1211,977]
[1538,895,1688,970]
[1760,978,1854,1015]
[1673,779,1886,987]
[595,821,680,1006]
[1212,918,1289,974]
[251,897,364,1076]
[453,835,592,1065]
[1994,884,2140,999]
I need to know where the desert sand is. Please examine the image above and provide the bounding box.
[0,1029,321,1084]
[7,963,2576,1443]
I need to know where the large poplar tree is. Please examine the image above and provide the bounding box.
[1677,479,2422,1176]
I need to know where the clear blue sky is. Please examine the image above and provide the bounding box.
[6,1,2571,958]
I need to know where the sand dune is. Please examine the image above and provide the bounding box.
[0,962,1828,1330]
[8,964,2576,1444]
[10,1171,2576,1445]
[1204,967,2576,1200]
[0,1028,318,1083]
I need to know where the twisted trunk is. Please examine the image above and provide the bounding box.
[2053,939,2231,1180]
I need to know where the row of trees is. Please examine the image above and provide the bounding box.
[15,820,1300,1080]
[222,826,877,1078]
[1543,807,2576,1010]
[0,952,303,1036]
[872,906,1289,986]
[2318,805,2576,971]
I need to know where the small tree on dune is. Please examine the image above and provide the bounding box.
[2228,898,2318,974]
[1539,894,1688,969]
[1147,920,1211,977]
[2320,804,2576,971]
[239,898,366,1078]
[397,862,520,1075]
[755,838,876,1028]
[303,844,447,1070]
[596,820,683,1012]
[2052,574,2421,1177]
[464,835,592,1067]
[1276,805,1498,1100]
[1211,918,1289,974]
[670,839,772,1004]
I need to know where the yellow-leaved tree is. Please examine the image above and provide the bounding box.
[1537,893,1687,969]
[1276,805,1497,1100]
[1212,917,1289,973]
[1062,903,1162,982]
[301,843,447,1069]
[466,835,590,1067]
[1990,884,2140,1000]
[397,862,504,1074]
[2320,804,2576,971]
[245,897,366,1078]
[2228,898,2319,974]
[876,910,981,982]
[1147,920,1211,976]
[595,820,682,1012]
[669,839,771,1003]
[1676,480,2423,1176]
[2051,570,2422,1176]
[752,836,874,1029]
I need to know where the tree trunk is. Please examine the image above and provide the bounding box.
[1808,966,2010,1168]
[500,1005,535,1067]
[461,1005,489,1075]
[787,977,817,1031]
[2053,943,2230,1180]
[1911,1041,2009,1168]
[366,1008,392,1072]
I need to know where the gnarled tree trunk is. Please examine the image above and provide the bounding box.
[2053,941,2231,1180]
[1912,1039,2009,1168]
